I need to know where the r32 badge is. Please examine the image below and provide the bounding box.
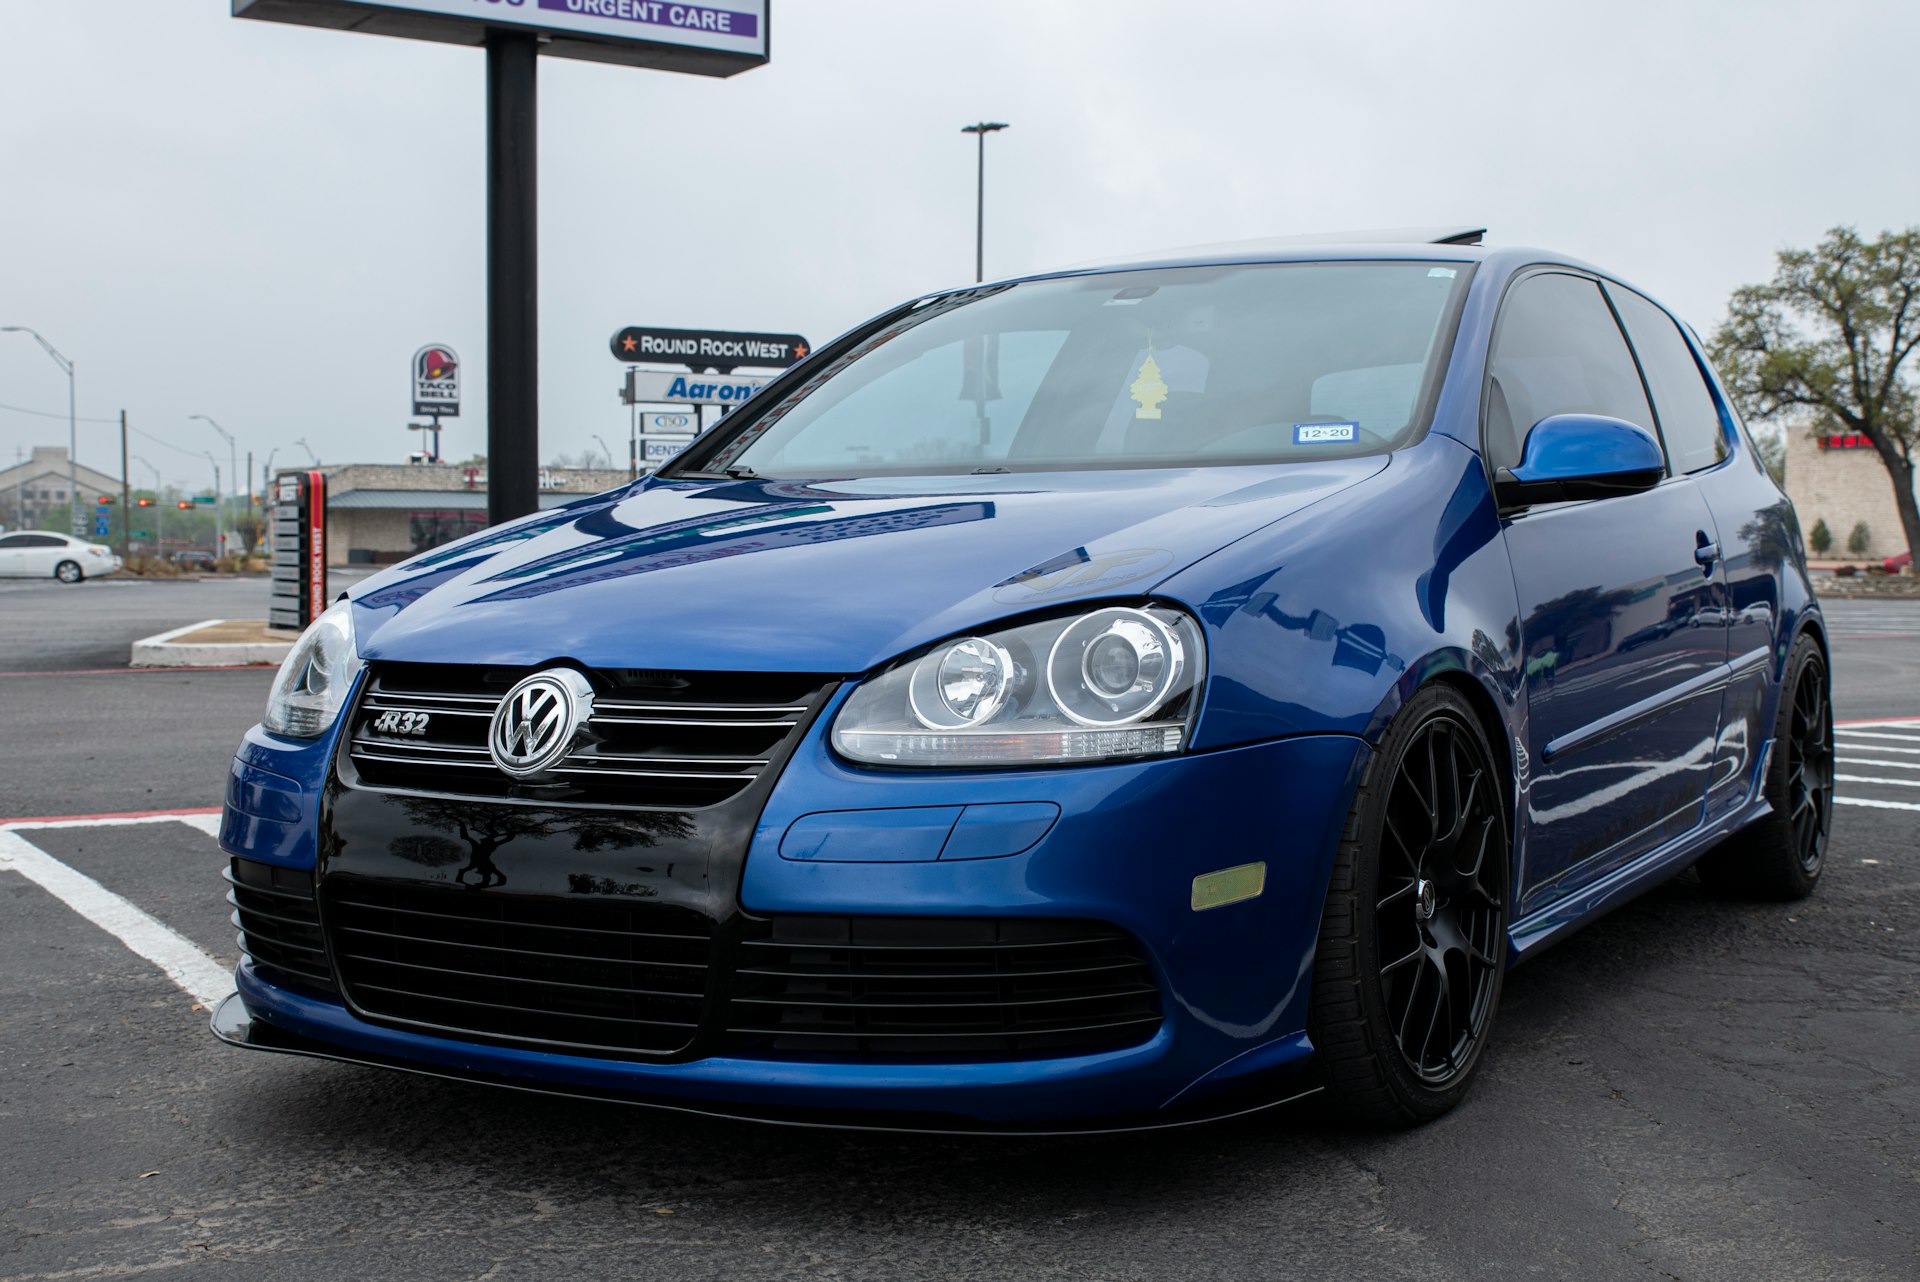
[370,709,431,736]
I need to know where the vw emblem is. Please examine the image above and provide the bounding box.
[488,669,596,778]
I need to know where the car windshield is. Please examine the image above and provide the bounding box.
[691,260,1470,478]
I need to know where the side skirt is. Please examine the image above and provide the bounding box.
[1506,736,1776,962]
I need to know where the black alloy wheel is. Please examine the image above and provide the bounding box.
[1781,652,1834,875]
[1697,634,1833,900]
[1310,684,1511,1125]
[1374,714,1506,1084]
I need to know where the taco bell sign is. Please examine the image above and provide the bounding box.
[413,344,461,417]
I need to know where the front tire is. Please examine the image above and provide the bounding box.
[1695,633,1833,901]
[1309,685,1510,1126]
[54,559,83,584]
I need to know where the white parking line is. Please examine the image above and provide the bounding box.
[1835,731,1920,744]
[0,824,231,1008]
[1835,773,1920,789]
[3,811,222,831]
[176,813,223,840]
[1839,757,1920,770]
[1836,796,1920,812]
[1833,741,1920,754]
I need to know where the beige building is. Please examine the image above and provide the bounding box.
[298,462,633,567]
[1784,427,1917,561]
[0,446,125,533]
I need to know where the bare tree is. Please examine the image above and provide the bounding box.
[1711,226,1920,563]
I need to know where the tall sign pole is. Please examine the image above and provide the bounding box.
[487,30,538,526]
[234,0,771,524]
[119,411,131,563]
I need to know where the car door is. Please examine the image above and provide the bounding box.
[22,534,68,577]
[1486,271,1730,909]
[1604,284,1779,823]
[0,533,32,576]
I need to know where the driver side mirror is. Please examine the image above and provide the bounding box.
[1494,414,1666,508]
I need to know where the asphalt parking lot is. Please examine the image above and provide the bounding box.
[1,578,1915,1280]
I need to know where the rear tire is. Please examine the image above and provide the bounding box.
[1309,684,1510,1126]
[1695,634,1832,901]
[54,560,83,584]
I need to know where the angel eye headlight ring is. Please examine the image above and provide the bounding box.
[1047,608,1185,728]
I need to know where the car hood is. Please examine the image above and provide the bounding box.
[350,461,1388,673]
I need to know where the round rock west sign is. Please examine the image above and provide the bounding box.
[611,326,810,373]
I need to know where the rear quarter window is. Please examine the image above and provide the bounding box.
[1607,285,1730,474]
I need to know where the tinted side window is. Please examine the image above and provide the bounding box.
[1608,286,1729,474]
[1484,272,1655,472]
[12,535,63,548]
[0,535,29,548]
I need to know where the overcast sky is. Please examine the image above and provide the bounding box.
[2,0,1915,492]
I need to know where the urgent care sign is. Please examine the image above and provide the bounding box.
[234,0,768,73]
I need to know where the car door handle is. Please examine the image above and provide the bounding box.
[1694,540,1721,566]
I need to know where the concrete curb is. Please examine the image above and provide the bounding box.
[130,619,293,668]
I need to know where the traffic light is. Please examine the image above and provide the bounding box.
[137,497,153,508]
[177,500,193,510]
[96,495,113,506]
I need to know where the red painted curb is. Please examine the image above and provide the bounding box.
[0,806,223,827]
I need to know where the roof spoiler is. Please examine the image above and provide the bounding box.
[1431,228,1486,246]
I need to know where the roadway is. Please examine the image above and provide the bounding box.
[0,580,1914,1279]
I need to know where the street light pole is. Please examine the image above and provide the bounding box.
[959,122,1009,283]
[1,325,79,536]
[203,453,223,559]
[190,415,238,562]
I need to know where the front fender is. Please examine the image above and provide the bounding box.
[1162,434,1522,754]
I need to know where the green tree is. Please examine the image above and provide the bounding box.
[1711,226,1920,566]
[1809,518,1832,554]
[1752,426,1787,486]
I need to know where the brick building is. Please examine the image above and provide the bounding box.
[1783,427,1917,561]
[294,462,632,567]
[0,446,124,533]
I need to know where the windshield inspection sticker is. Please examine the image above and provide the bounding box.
[1294,421,1359,444]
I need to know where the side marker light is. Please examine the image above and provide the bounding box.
[1191,862,1266,911]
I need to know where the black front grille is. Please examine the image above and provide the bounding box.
[228,858,336,995]
[724,917,1163,1059]
[344,663,832,809]
[324,879,714,1057]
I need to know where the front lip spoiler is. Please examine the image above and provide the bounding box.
[210,992,1321,1137]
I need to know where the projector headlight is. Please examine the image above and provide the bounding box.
[262,600,363,738]
[833,605,1205,768]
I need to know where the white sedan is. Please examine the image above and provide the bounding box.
[0,532,124,582]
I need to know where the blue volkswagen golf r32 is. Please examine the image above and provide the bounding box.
[213,231,1833,1131]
